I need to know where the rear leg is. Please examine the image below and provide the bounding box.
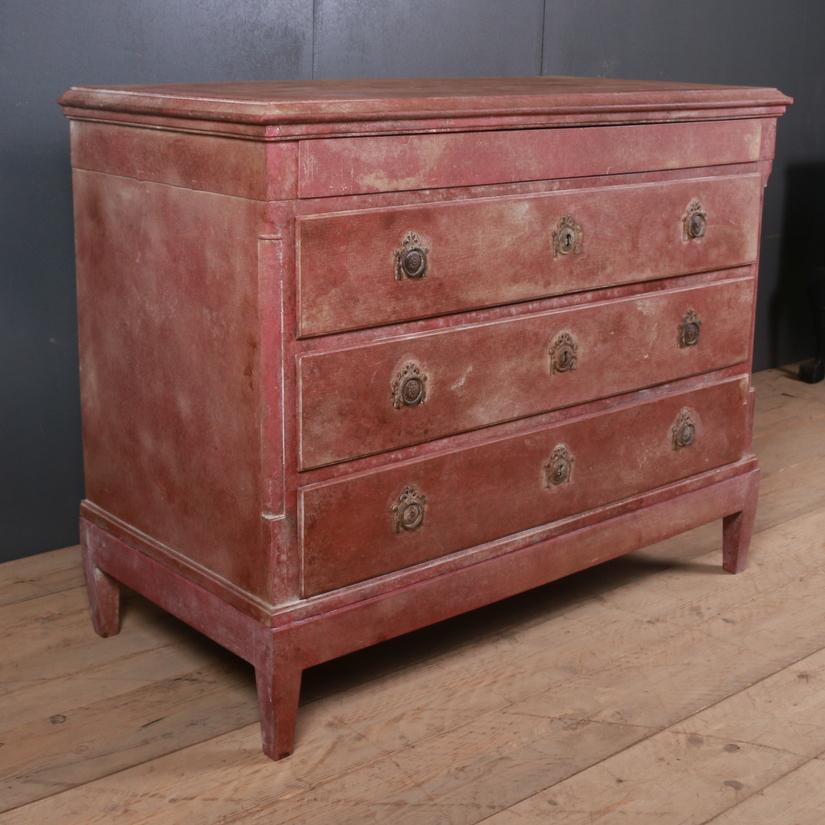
[80,524,121,636]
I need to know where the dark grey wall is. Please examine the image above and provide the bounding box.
[2,0,823,562]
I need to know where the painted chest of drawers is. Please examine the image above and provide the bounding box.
[60,77,790,759]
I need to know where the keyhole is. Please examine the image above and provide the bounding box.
[552,341,576,373]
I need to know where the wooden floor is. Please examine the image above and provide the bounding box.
[2,367,825,823]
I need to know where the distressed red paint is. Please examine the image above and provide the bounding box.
[297,173,763,335]
[60,76,790,760]
[299,274,755,468]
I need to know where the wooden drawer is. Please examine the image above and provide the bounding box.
[298,119,763,197]
[299,274,754,469]
[297,173,762,336]
[301,375,750,595]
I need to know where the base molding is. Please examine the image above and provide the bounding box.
[285,462,760,668]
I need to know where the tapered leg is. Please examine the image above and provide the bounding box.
[80,532,121,637]
[723,470,760,574]
[255,637,302,760]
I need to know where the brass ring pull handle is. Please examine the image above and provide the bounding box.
[679,309,702,348]
[553,215,583,256]
[392,485,426,532]
[392,361,427,408]
[544,443,574,487]
[395,232,428,280]
[672,408,698,450]
[550,331,578,373]
[684,200,707,240]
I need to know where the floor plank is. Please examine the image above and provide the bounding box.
[705,757,825,825]
[4,495,825,823]
[0,368,824,823]
[483,645,825,823]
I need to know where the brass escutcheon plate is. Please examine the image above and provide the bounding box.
[679,309,702,348]
[553,215,583,256]
[394,231,429,280]
[550,331,579,373]
[392,361,427,408]
[683,200,707,241]
[392,485,426,532]
[544,443,574,487]
[671,407,698,450]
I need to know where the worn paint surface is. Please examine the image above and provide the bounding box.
[298,119,764,197]
[72,170,272,599]
[70,120,298,200]
[59,76,790,136]
[298,173,762,335]
[301,376,749,595]
[61,76,788,760]
[299,274,755,468]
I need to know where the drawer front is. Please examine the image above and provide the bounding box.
[301,376,749,595]
[298,119,763,197]
[299,275,754,469]
[297,174,762,336]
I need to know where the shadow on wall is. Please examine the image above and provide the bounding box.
[770,163,825,372]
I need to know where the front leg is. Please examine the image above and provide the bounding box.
[255,635,302,760]
[723,469,760,573]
